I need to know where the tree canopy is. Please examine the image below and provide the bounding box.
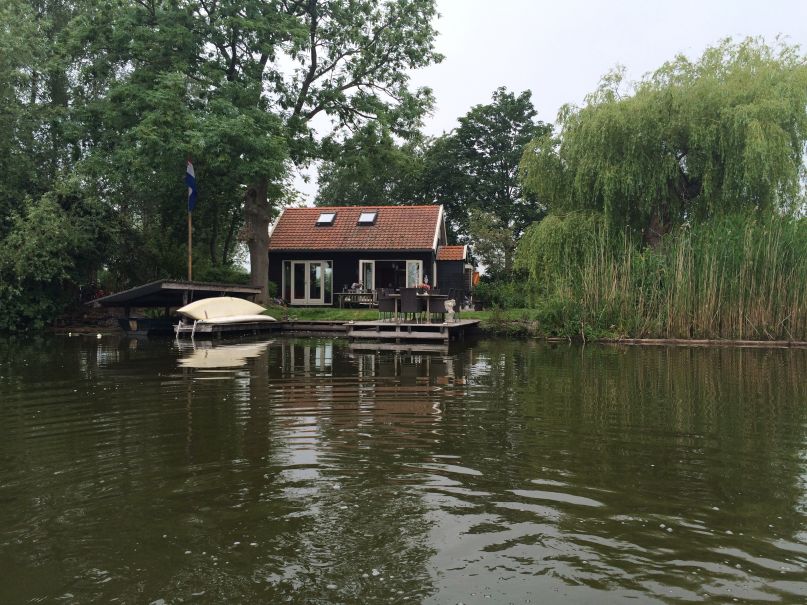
[519,38,807,245]
[425,87,549,275]
[0,0,442,322]
[316,123,425,205]
[314,87,548,277]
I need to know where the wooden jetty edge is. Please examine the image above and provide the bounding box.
[345,319,479,344]
[172,318,478,341]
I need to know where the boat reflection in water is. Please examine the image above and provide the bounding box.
[176,339,275,369]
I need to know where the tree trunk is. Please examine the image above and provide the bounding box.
[221,206,239,266]
[643,201,672,248]
[244,177,271,303]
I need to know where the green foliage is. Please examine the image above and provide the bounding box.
[0,0,443,320]
[266,280,278,299]
[423,88,550,273]
[473,278,535,309]
[520,38,807,241]
[316,123,425,205]
[514,211,612,288]
[0,187,117,331]
[465,209,519,280]
[513,211,807,340]
[193,263,251,285]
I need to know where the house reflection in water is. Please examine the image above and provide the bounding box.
[263,339,472,432]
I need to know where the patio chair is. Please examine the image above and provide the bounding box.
[400,288,424,323]
[428,296,449,323]
[377,293,395,321]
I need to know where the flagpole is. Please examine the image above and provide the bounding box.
[188,209,192,281]
[185,156,195,282]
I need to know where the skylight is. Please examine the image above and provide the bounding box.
[316,212,336,225]
[357,211,377,225]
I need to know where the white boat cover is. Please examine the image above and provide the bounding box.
[177,296,271,321]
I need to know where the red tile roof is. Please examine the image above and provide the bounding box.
[268,205,442,251]
[436,245,467,261]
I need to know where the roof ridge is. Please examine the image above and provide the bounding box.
[285,204,441,210]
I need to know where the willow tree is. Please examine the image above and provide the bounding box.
[519,38,807,245]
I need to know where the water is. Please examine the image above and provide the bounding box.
[1,335,806,604]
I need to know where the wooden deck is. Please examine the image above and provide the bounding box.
[345,319,479,344]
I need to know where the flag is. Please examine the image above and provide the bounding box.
[185,160,198,212]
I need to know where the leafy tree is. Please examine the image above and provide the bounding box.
[520,38,807,245]
[422,88,549,275]
[7,0,441,297]
[316,122,425,205]
[217,0,443,300]
[465,208,518,281]
[0,184,117,331]
[419,134,473,240]
[67,0,289,288]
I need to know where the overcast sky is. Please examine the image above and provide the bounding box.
[296,0,807,203]
[412,0,807,134]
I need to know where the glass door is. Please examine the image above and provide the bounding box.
[292,262,308,304]
[290,261,329,305]
[309,262,323,303]
[359,260,375,291]
[405,260,422,287]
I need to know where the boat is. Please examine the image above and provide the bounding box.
[174,297,278,338]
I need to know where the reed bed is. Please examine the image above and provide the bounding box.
[516,212,807,340]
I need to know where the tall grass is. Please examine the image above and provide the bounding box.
[515,212,807,340]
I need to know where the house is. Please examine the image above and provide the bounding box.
[267,205,472,306]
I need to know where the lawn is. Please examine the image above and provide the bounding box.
[265,305,538,323]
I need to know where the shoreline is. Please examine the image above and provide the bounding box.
[39,321,807,350]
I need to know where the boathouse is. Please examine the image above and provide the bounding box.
[267,205,472,306]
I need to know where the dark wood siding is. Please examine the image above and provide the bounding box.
[436,260,466,297]
[269,250,436,305]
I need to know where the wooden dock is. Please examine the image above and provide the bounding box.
[345,319,479,344]
[173,318,477,342]
[280,320,349,333]
[175,320,282,338]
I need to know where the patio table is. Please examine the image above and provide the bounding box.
[386,292,448,322]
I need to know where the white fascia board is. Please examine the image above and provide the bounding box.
[432,205,445,252]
